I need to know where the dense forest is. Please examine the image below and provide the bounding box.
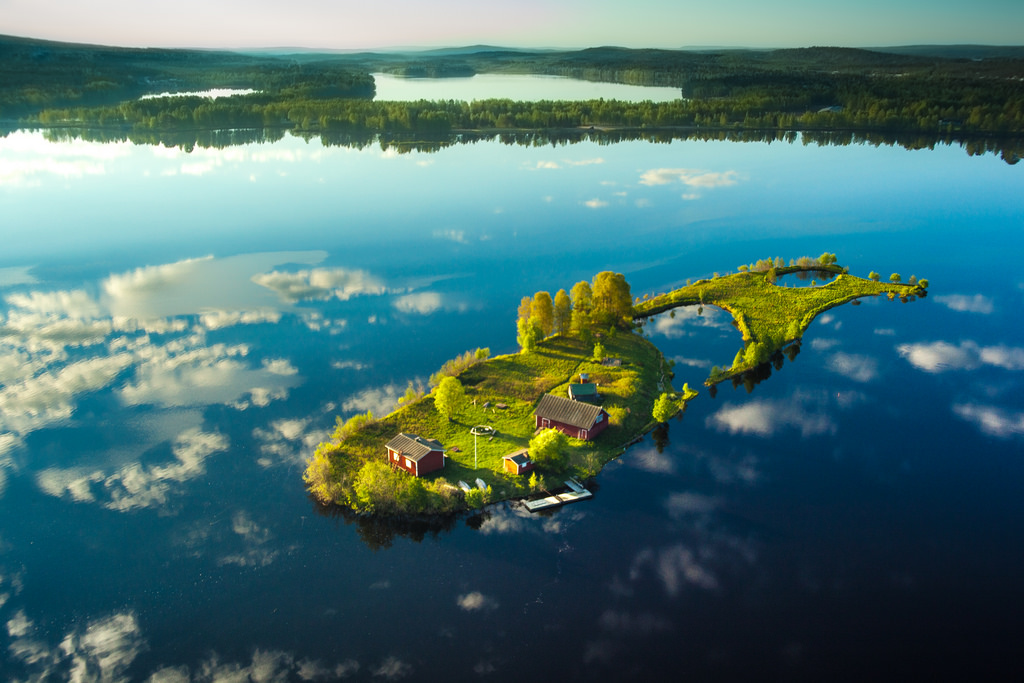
[3,35,1023,163]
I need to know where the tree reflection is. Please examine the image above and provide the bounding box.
[720,342,802,395]
[652,422,671,453]
[30,125,1024,163]
[311,495,458,551]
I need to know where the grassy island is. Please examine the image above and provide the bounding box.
[305,257,925,517]
[305,326,688,515]
[634,255,928,385]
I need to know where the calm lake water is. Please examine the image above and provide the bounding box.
[1,120,1023,681]
[371,72,683,102]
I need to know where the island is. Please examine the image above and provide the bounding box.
[304,256,928,517]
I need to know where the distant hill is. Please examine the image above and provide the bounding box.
[874,45,1024,60]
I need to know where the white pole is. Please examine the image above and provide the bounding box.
[474,432,478,469]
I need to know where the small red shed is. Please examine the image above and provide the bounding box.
[534,394,609,441]
[503,449,535,475]
[386,432,445,477]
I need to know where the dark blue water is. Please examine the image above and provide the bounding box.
[0,129,1022,681]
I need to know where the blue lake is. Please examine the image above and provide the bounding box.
[1,126,1023,680]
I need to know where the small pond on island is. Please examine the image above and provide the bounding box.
[0,107,1022,680]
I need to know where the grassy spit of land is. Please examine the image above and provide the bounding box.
[305,328,689,516]
[634,258,928,385]
[306,256,924,517]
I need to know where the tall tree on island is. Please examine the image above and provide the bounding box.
[531,291,554,337]
[434,376,465,422]
[591,271,632,326]
[553,289,572,336]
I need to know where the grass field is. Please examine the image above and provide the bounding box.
[307,327,676,513]
[635,265,927,385]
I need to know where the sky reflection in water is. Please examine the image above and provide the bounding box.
[0,128,1023,680]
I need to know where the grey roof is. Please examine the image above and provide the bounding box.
[504,449,531,466]
[386,432,444,461]
[535,394,606,430]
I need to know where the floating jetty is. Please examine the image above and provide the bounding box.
[522,478,592,512]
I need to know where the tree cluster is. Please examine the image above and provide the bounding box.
[516,271,633,352]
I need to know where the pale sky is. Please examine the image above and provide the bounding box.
[2,0,1022,50]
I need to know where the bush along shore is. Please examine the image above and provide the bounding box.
[305,257,926,517]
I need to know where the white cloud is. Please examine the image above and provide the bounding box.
[0,354,134,435]
[810,337,841,351]
[372,656,412,681]
[6,610,145,683]
[253,418,330,467]
[102,429,228,512]
[37,427,228,512]
[432,229,468,244]
[898,340,1024,373]
[477,506,530,535]
[567,157,604,166]
[296,658,361,681]
[672,355,711,368]
[934,293,994,314]
[218,510,280,567]
[656,544,719,594]
[979,345,1024,371]
[649,307,726,339]
[898,340,979,372]
[639,168,739,188]
[0,266,38,287]
[456,591,499,611]
[664,492,718,518]
[707,397,835,438]
[952,403,1024,438]
[583,198,608,209]
[118,342,298,409]
[0,132,131,187]
[827,352,879,382]
[629,446,675,474]
[61,613,147,683]
[392,292,443,315]
[199,309,282,330]
[342,383,407,418]
[253,267,386,303]
[535,160,560,169]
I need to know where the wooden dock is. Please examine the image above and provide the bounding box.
[522,479,592,512]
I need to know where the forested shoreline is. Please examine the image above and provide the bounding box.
[3,35,1022,162]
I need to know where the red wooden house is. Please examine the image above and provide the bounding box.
[534,394,609,441]
[386,432,445,477]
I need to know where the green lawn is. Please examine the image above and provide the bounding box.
[635,264,927,384]
[308,328,675,512]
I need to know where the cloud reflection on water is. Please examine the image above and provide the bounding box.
[706,392,838,438]
[898,340,1024,372]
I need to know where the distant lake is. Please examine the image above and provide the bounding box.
[140,88,259,100]
[0,128,1022,681]
[372,72,682,102]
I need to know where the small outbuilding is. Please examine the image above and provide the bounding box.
[534,394,610,441]
[568,382,599,401]
[386,432,445,477]
[503,448,535,475]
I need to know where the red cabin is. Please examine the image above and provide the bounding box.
[534,394,609,441]
[386,432,445,477]
[503,449,535,475]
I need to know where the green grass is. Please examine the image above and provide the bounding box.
[308,327,676,512]
[635,264,928,385]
